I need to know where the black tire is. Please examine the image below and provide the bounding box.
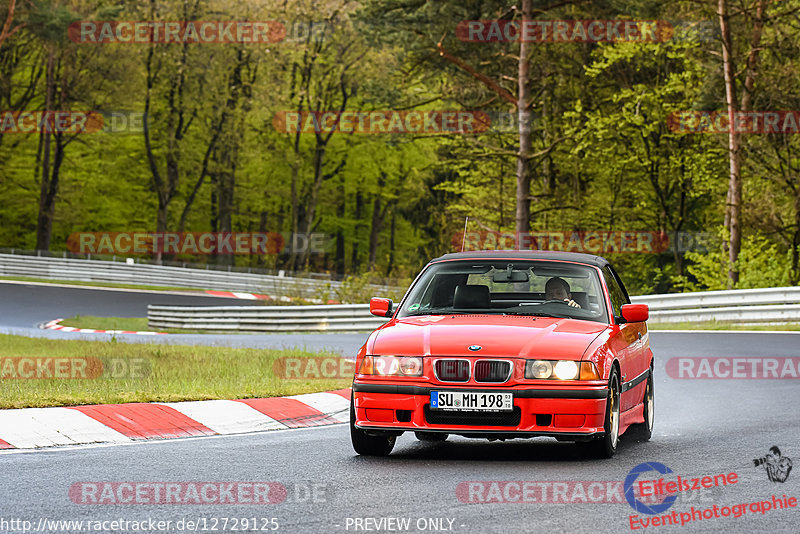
[577,367,620,459]
[626,371,654,442]
[350,395,396,456]
[415,431,448,442]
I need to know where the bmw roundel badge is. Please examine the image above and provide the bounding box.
[468,345,482,351]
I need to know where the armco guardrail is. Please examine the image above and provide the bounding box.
[148,304,388,332]
[631,286,800,310]
[148,287,800,333]
[633,287,800,323]
[0,253,395,299]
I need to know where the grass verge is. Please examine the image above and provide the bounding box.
[0,334,351,409]
[58,315,216,335]
[60,315,152,331]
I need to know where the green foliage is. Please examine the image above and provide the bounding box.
[685,235,794,291]
[24,0,82,44]
[1,0,800,295]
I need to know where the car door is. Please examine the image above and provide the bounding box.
[601,265,645,412]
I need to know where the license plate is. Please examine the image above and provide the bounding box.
[430,391,513,412]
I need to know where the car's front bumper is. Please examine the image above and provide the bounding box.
[352,382,608,440]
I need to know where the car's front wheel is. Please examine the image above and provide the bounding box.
[577,366,620,459]
[350,395,396,456]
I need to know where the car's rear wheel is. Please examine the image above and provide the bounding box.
[415,431,448,442]
[626,370,654,442]
[350,395,396,456]
[578,367,620,459]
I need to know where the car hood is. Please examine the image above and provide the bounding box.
[371,315,607,360]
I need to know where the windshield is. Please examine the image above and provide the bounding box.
[397,260,609,323]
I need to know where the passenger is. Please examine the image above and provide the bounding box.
[545,277,581,308]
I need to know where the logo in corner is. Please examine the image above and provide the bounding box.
[468,345,482,351]
[753,446,793,483]
[624,462,678,515]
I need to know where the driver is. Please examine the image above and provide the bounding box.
[545,277,581,308]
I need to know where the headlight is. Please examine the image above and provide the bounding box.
[553,361,579,380]
[358,356,423,377]
[525,360,600,380]
[526,360,553,379]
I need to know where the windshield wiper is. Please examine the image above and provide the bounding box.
[502,311,570,318]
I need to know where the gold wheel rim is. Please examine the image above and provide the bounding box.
[609,377,619,448]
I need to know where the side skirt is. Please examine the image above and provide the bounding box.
[619,403,645,436]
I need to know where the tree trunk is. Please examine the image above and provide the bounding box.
[719,0,741,287]
[335,176,346,275]
[258,211,268,268]
[212,51,250,267]
[515,0,533,236]
[368,172,387,270]
[299,144,327,269]
[351,191,363,271]
[792,192,800,285]
[718,0,766,287]
[0,0,22,48]
[386,209,396,277]
[143,2,194,264]
[286,129,302,271]
[35,46,55,251]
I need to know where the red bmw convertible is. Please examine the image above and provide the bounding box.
[350,250,654,458]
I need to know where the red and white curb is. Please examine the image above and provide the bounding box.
[41,319,167,335]
[206,290,341,305]
[0,389,351,450]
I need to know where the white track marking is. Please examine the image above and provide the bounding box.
[287,392,350,423]
[159,399,287,434]
[0,407,131,448]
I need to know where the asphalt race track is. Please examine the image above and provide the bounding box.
[1,283,799,533]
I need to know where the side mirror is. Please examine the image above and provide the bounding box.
[621,304,649,323]
[370,297,393,318]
